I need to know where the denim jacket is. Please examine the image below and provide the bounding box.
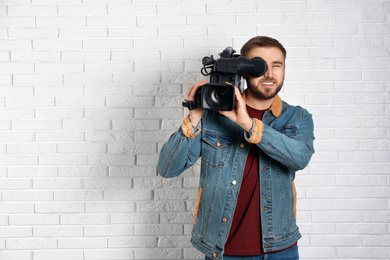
[157,95,315,259]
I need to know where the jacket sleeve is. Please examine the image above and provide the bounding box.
[157,117,202,178]
[245,109,315,171]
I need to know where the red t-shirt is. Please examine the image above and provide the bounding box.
[223,105,266,255]
[224,105,298,255]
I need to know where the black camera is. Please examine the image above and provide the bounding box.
[183,47,268,111]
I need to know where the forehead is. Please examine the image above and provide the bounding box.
[245,47,285,63]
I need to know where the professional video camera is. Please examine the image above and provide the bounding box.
[183,47,267,111]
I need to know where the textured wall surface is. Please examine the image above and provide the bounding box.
[0,0,389,259]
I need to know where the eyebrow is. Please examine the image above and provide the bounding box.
[272,61,284,66]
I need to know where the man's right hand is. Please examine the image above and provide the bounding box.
[184,80,207,128]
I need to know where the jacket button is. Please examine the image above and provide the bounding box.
[232,180,237,185]
[222,217,228,222]
[240,143,245,148]
[213,253,217,258]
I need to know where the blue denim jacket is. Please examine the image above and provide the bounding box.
[157,95,315,259]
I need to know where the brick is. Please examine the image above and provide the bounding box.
[85,131,134,142]
[58,5,106,15]
[108,4,155,15]
[35,202,84,213]
[0,62,34,73]
[33,179,82,189]
[187,15,235,26]
[84,249,134,260]
[64,74,113,85]
[108,236,157,248]
[33,226,83,237]
[58,238,107,249]
[135,248,182,259]
[136,200,185,212]
[13,73,59,85]
[107,143,156,154]
[39,155,88,165]
[8,167,57,178]
[112,120,160,131]
[6,238,57,249]
[137,15,185,26]
[0,251,36,260]
[9,28,58,38]
[84,225,133,236]
[58,167,108,177]
[12,120,62,131]
[2,190,53,201]
[299,247,336,259]
[311,211,361,223]
[83,178,132,189]
[104,190,153,201]
[33,251,83,260]
[54,190,103,201]
[158,235,192,248]
[86,202,135,213]
[60,214,110,225]
[36,131,84,142]
[33,39,82,51]
[36,16,86,27]
[0,17,35,28]
[87,16,136,26]
[311,235,361,247]
[0,227,32,238]
[285,13,335,24]
[58,143,106,154]
[9,214,59,225]
[111,213,159,224]
[8,5,57,15]
[159,26,206,37]
[338,247,387,259]
[337,199,388,211]
[0,155,38,166]
[109,166,156,177]
[88,155,135,166]
[62,51,110,61]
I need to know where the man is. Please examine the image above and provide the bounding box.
[157,36,315,260]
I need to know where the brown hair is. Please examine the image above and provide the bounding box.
[240,36,286,60]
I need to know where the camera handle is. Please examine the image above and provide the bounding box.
[182,100,198,110]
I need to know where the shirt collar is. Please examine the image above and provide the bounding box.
[242,89,282,117]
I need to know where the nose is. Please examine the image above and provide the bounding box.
[263,64,273,79]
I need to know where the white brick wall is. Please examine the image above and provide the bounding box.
[0,0,389,259]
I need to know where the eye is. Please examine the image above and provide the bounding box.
[272,62,283,68]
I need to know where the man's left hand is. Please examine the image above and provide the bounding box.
[219,86,253,133]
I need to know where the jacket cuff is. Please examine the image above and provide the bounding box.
[244,118,263,144]
[182,116,201,138]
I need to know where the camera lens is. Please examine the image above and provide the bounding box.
[203,84,234,111]
[214,89,226,100]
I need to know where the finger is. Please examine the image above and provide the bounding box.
[233,87,244,105]
[185,80,207,100]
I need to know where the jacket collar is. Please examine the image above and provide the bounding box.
[242,89,283,117]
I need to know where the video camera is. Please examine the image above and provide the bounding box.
[183,47,267,111]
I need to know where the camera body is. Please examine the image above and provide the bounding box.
[193,47,268,111]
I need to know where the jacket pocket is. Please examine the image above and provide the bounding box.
[193,186,203,225]
[275,125,297,138]
[201,132,233,167]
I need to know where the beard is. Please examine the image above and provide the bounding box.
[246,77,283,100]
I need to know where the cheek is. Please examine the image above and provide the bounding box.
[248,77,261,86]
